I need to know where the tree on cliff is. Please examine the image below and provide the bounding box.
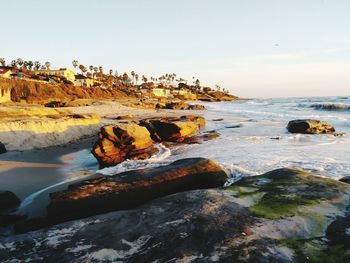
[72,60,79,73]
[0,58,5,66]
[45,61,51,70]
[34,61,41,70]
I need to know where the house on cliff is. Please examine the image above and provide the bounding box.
[0,67,14,79]
[34,68,75,83]
[74,74,95,87]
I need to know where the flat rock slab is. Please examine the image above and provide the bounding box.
[46,158,228,224]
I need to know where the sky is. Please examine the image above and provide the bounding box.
[1,0,350,98]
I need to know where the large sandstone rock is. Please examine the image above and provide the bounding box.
[91,123,156,168]
[164,101,190,110]
[0,191,20,210]
[46,158,228,223]
[140,116,203,143]
[0,142,6,154]
[287,119,335,134]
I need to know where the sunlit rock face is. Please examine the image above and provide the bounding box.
[0,106,101,150]
[286,119,335,134]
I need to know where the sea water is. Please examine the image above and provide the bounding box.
[99,96,350,182]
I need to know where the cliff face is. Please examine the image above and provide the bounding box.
[0,106,101,150]
[0,78,128,104]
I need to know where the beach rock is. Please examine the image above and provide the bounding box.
[115,115,133,120]
[3,190,291,263]
[0,191,20,210]
[3,168,350,262]
[0,142,6,154]
[339,176,350,184]
[164,101,190,110]
[188,104,206,110]
[44,101,66,108]
[0,214,27,227]
[47,158,228,223]
[91,123,156,168]
[286,119,335,134]
[140,116,202,143]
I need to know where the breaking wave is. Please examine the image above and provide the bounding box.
[310,103,350,111]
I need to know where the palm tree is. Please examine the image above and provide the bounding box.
[131,71,135,85]
[45,61,51,70]
[93,67,98,79]
[11,60,17,68]
[72,60,79,73]
[142,75,148,83]
[0,58,5,66]
[89,65,94,74]
[135,74,139,85]
[215,84,221,91]
[109,69,113,75]
[34,61,41,70]
[17,58,24,69]
[122,72,129,86]
[27,61,34,70]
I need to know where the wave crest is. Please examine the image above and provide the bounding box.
[310,103,350,111]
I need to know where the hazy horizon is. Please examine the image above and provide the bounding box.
[2,0,350,98]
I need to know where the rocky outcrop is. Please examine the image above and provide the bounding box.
[287,119,335,134]
[46,158,228,223]
[164,101,190,110]
[91,123,157,168]
[93,116,206,167]
[0,191,20,210]
[3,168,349,262]
[188,104,206,110]
[140,116,204,143]
[0,142,6,154]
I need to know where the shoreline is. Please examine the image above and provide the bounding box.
[0,100,206,219]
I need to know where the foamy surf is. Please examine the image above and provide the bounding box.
[97,144,172,176]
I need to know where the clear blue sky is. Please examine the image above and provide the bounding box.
[2,0,350,97]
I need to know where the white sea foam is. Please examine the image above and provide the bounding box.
[97,143,172,176]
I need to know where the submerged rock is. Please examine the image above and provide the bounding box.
[0,191,20,210]
[286,119,335,134]
[91,123,157,168]
[47,158,228,223]
[0,142,6,154]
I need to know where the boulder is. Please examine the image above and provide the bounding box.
[286,119,335,134]
[188,104,206,110]
[115,115,133,120]
[44,101,66,108]
[164,101,190,110]
[339,176,350,184]
[0,191,20,210]
[47,158,228,223]
[0,142,6,154]
[91,123,156,168]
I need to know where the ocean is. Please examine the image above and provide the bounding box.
[98,96,350,183]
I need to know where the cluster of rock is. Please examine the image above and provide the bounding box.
[92,115,206,168]
[2,167,350,262]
